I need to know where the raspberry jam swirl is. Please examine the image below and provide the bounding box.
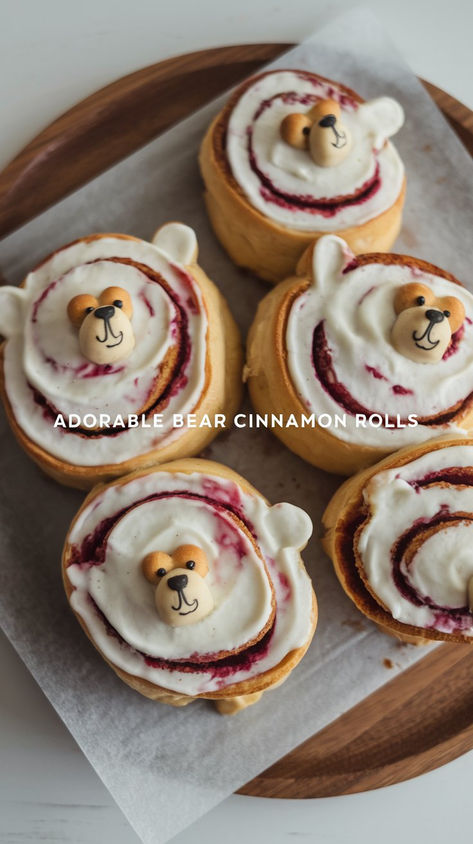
[286,236,473,449]
[2,234,208,466]
[355,443,473,637]
[64,466,314,695]
[225,70,404,231]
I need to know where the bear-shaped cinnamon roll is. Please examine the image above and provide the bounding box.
[246,234,473,476]
[62,458,317,714]
[200,69,405,283]
[0,223,242,489]
[323,437,473,645]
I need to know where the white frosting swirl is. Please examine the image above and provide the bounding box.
[226,70,404,231]
[65,466,314,695]
[286,236,473,448]
[1,232,208,466]
[357,442,473,636]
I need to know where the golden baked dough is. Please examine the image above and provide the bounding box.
[322,436,473,645]
[246,236,473,475]
[200,70,406,283]
[62,458,318,713]
[0,225,243,489]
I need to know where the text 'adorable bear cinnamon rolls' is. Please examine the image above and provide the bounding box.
[200,69,405,282]
[0,224,242,488]
[62,459,317,714]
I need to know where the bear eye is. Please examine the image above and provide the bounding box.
[186,560,196,570]
[113,299,123,308]
[302,126,310,136]
[416,296,425,306]
[156,567,167,577]
[443,309,451,318]
[85,306,95,314]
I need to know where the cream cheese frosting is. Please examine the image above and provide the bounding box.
[226,70,404,232]
[357,442,473,636]
[0,229,208,466]
[286,236,473,448]
[65,466,314,696]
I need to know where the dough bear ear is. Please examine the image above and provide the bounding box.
[358,97,404,150]
[0,286,26,337]
[310,235,353,291]
[152,223,198,265]
[264,503,313,550]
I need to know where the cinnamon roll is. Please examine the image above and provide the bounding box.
[246,235,473,475]
[200,69,405,283]
[0,224,242,488]
[322,436,473,645]
[62,458,317,713]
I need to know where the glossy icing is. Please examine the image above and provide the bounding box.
[286,236,473,448]
[65,467,314,695]
[358,442,473,636]
[0,227,208,465]
[226,70,404,231]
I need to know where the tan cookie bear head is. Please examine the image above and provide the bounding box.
[280,95,403,168]
[67,286,135,365]
[281,99,352,167]
[142,544,214,627]
[391,282,465,364]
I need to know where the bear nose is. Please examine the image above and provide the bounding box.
[94,305,115,320]
[425,309,445,324]
[319,114,336,128]
[167,574,188,591]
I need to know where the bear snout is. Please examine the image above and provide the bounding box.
[154,567,215,627]
[425,308,445,325]
[318,113,337,128]
[167,574,188,591]
[392,305,452,363]
[94,304,116,320]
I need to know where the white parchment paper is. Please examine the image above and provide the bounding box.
[1,8,473,844]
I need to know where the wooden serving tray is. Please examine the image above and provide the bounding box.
[1,43,473,798]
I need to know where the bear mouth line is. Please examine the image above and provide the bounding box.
[329,126,347,149]
[172,588,199,615]
[412,323,440,351]
[95,316,124,348]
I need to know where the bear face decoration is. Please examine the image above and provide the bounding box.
[391,283,465,364]
[203,70,407,283]
[0,222,246,486]
[63,461,316,710]
[263,233,473,462]
[224,72,405,216]
[281,98,352,167]
[279,94,403,170]
[142,544,214,627]
[67,285,135,365]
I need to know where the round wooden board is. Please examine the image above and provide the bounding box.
[1,44,473,798]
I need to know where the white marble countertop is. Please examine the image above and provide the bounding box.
[1,1,473,842]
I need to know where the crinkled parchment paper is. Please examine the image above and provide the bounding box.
[2,8,473,844]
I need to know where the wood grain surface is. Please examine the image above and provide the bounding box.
[240,643,473,797]
[1,43,473,798]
